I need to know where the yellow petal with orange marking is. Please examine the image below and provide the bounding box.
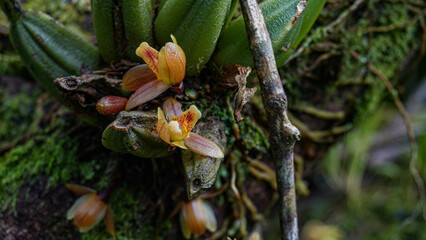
[157,108,171,144]
[172,105,201,135]
[136,42,159,76]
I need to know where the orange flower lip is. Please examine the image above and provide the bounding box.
[157,99,224,158]
[123,35,187,110]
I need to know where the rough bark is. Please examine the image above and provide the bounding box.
[239,0,301,239]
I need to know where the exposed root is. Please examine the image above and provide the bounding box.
[246,158,277,190]
[291,105,345,120]
[242,193,264,222]
[289,112,352,143]
[231,160,241,200]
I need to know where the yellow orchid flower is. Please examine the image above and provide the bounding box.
[124,35,186,110]
[157,98,224,158]
[66,184,115,236]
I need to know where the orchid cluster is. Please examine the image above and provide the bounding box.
[70,37,222,237]
[96,36,223,159]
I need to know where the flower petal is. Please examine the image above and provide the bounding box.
[168,121,185,141]
[184,133,224,158]
[66,184,96,196]
[182,200,207,236]
[136,42,159,75]
[125,79,170,110]
[157,37,186,85]
[104,205,115,236]
[164,41,186,85]
[172,105,201,135]
[202,201,217,232]
[67,194,91,220]
[180,208,192,239]
[74,193,107,233]
[163,98,183,121]
[122,64,158,91]
[158,47,172,85]
[157,108,171,144]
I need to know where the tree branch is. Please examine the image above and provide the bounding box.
[239,0,301,239]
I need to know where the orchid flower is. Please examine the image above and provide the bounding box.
[157,98,224,158]
[66,184,115,236]
[124,35,186,110]
[179,199,217,239]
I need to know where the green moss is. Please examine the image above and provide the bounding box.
[199,96,237,148]
[0,89,38,144]
[0,112,112,210]
[0,122,78,210]
[281,1,420,129]
[0,90,113,211]
[239,117,269,153]
[0,87,170,238]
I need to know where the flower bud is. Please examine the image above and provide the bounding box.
[96,96,128,115]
